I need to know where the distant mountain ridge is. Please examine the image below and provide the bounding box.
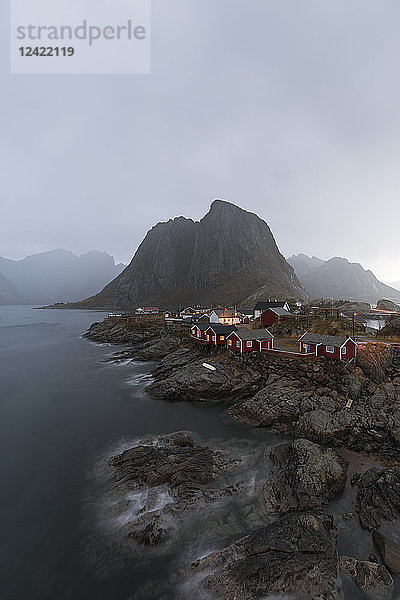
[0,271,33,305]
[0,249,125,305]
[76,200,307,309]
[288,254,400,302]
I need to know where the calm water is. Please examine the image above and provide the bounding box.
[0,306,277,600]
[0,306,397,600]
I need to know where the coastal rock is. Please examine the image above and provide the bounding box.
[147,358,263,403]
[84,318,160,345]
[107,432,245,549]
[228,363,400,460]
[135,337,180,361]
[353,468,400,529]
[263,438,348,514]
[188,512,342,600]
[109,431,235,490]
[340,555,393,597]
[228,376,315,426]
[152,347,200,377]
[373,530,400,574]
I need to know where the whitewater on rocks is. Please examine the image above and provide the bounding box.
[83,316,400,600]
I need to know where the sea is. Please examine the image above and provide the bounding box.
[0,306,398,600]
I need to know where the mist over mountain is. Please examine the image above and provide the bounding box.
[0,250,125,305]
[288,254,400,302]
[77,200,306,309]
[0,271,32,305]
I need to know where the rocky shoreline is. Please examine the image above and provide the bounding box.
[84,317,400,599]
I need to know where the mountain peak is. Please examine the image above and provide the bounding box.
[75,200,306,308]
[208,198,251,217]
[289,253,400,302]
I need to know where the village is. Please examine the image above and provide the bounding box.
[172,301,359,362]
[109,298,400,364]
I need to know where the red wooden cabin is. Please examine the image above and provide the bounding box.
[205,325,237,345]
[261,307,292,327]
[226,328,274,353]
[298,333,357,360]
[190,324,237,345]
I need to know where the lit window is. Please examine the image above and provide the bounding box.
[326,346,334,353]
[220,336,225,341]
[228,340,232,346]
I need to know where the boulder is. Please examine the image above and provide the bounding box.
[107,432,244,549]
[109,432,235,490]
[189,512,342,600]
[353,468,400,529]
[147,358,262,403]
[263,438,348,514]
[228,377,315,426]
[135,337,180,361]
[373,530,400,574]
[340,555,393,597]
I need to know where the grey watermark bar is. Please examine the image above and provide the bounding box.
[11,0,151,74]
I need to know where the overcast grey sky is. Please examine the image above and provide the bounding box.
[1,1,400,280]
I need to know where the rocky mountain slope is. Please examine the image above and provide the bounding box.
[288,254,400,302]
[0,271,32,305]
[0,249,125,305]
[77,200,306,309]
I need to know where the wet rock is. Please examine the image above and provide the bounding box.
[147,358,263,403]
[340,555,393,597]
[189,512,342,600]
[353,468,400,529]
[343,512,354,521]
[107,432,246,550]
[84,318,160,345]
[295,408,349,443]
[159,431,195,448]
[151,347,196,378]
[228,377,315,426]
[373,530,400,574]
[109,433,236,490]
[135,338,180,361]
[263,438,348,514]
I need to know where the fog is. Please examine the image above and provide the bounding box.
[1,1,400,280]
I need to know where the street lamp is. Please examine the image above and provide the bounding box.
[353,312,358,338]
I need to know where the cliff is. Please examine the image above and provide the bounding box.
[77,200,306,309]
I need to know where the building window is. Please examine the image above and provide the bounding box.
[236,341,240,348]
[228,340,232,346]
[326,346,334,353]
[303,343,307,349]
[342,346,347,355]
[197,331,201,338]
[220,336,225,341]
[246,341,252,348]
[212,336,216,342]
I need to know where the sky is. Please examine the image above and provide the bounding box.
[1,0,400,282]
